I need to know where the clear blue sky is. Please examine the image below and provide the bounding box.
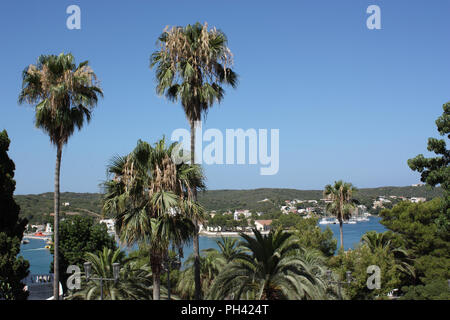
[1,0,449,195]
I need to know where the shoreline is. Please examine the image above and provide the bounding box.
[23,234,52,241]
[199,230,269,237]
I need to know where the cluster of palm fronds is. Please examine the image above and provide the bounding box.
[101,138,206,300]
[361,231,415,278]
[151,22,238,122]
[66,248,156,300]
[176,230,342,300]
[19,53,103,147]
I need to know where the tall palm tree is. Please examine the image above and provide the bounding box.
[102,138,205,299]
[18,53,103,299]
[150,22,238,299]
[323,181,357,250]
[207,228,329,300]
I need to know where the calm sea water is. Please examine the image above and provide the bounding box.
[20,217,386,275]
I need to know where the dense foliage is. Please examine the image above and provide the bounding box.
[15,192,101,225]
[380,198,450,299]
[102,138,204,300]
[0,130,29,300]
[293,217,337,257]
[328,230,415,300]
[207,228,332,300]
[49,215,117,293]
[408,102,450,232]
[328,244,407,300]
[67,247,154,300]
[271,215,336,257]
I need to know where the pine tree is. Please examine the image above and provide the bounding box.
[408,102,450,232]
[0,130,30,300]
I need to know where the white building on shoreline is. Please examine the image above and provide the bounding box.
[100,219,115,233]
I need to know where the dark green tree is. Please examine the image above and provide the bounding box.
[50,215,117,294]
[294,217,337,257]
[408,102,450,231]
[328,244,405,300]
[0,130,29,300]
[271,213,302,229]
[380,198,450,299]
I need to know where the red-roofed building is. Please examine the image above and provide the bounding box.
[254,220,272,231]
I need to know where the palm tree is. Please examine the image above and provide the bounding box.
[212,236,244,263]
[102,138,205,299]
[177,237,245,299]
[323,181,357,250]
[361,231,415,278]
[207,228,329,300]
[18,53,103,299]
[177,249,226,299]
[67,247,154,300]
[150,22,238,299]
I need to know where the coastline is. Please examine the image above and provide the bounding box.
[199,230,270,237]
[21,217,386,274]
[23,234,52,241]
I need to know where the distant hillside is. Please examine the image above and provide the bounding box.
[197,186,443,212]
[15,192,102,224]
[15,186,442,224]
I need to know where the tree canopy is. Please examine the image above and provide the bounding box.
[50,215,117,293]
[408,102,450,231]
[0,130,29,300]
[380,198,450,299]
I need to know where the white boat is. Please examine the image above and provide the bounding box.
[319,218,332,225]
[319,217,337,225]
[356,215,369,222]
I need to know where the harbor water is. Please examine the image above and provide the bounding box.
[20,216,386,274]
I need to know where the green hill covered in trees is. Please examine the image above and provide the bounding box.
[15,185,442,224]
[15,192,102,224]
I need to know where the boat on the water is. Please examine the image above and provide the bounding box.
[22,239,30,244]
[319,217,339,225]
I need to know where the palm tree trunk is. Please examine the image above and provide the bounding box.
[152,271,161,300]
[190,119,201,300]
[53,145,62,300]
[151,251,161,300]
[339,189,344,250]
